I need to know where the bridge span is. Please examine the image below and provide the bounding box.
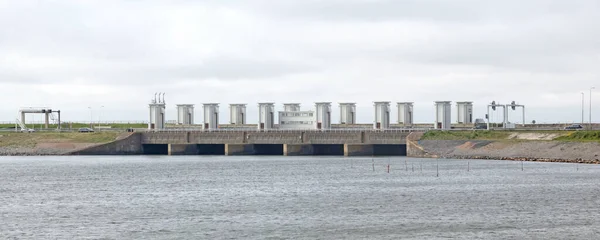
[138,129,418,156]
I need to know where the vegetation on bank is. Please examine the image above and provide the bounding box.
[555,131,600,142]
[421,131,512,140]
[0,132,120,148]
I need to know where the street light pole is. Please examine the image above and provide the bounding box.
[591,87,595,130]
[98,106,104,128]
[88,107,92,128]
[582,92,585,125]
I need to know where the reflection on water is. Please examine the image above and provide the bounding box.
[1,156,599,239]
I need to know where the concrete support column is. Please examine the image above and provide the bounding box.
[284,144,314,156]
[344,144,374,156]
[45,113,49,129]
[21,112,26,125]
[225,144,255,156]
[168,144,199,155]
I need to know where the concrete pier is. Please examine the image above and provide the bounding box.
[168,144,199,155]
[225,144,255,156]
[284,144,315,156]
[344,144,374,156]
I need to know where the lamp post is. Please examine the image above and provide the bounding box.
[88,107,92,128]
[582,92,585,125]
[591,87,595,130]
[98,106,104,128]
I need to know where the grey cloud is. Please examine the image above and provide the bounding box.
[0,57,318,85]
[242,0,596,23]
[0,0,599,123]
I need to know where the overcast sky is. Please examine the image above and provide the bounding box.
[1,0,599,125]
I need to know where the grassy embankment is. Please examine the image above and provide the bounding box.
[554,131,600,142]
[0,132,120,148]
[422,130,600,142]
[421,131,512,140]
[421,131,600,141]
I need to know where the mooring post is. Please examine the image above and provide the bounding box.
[372,158,375,172]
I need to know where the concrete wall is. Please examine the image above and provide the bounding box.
[405,132,437,158]
[303,132,362,144]
[141,131,408,145]
[246,132,302,144]
[72,133,143,155]
[364,132,408,144]
[189,132,244,144]
[141,132,187,144]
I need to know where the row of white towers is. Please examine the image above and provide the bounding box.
[149,99,472,130]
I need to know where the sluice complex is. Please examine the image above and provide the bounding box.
[147,93,486,131]
[78,130,419,157]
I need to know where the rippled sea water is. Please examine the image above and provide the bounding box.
[1,156,600,239]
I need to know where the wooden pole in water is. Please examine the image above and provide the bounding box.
[436,159,439,177]
[420,160,422,172]
[387,164,390,173]
[372,158,375,172]
[412,163,414,172]
[468,161,470,172]
[521,161,524,171]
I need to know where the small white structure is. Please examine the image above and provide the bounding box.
[373,102,391,130]
[315,102,332,130]
[456,102,473,124]
[149,93,166,129]
[339,103,356,124]
[434,101,452,129]
[19,108,61,129]
[283,103,301,112]
[203,103,219,130]
[258,103,275,130]
[397,102,414,125]
[229,104,246,125]
[278,111,315,129]
[176,104,194,125]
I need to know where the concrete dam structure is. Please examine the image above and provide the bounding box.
[143,130,411,156]
[76,130,415,156]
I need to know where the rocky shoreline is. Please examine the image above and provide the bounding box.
[441,155,600,164]
[412,139,600,165]
[0,144,97,156]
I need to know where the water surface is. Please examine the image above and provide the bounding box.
[1,156,599,239]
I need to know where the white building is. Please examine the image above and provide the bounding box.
[434,101,452,129]
[315,102,331,130]
[148,94,166,129]
[339,103,356,124]
[373,102,391,130]
[278,111,315,129]
[283,103,301,112]
[176,104,194,125]
[203,103,219,130]
[397,102,414,125]
[456,102,473,124]
[229,104,246,125]
[258,103,275,130]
